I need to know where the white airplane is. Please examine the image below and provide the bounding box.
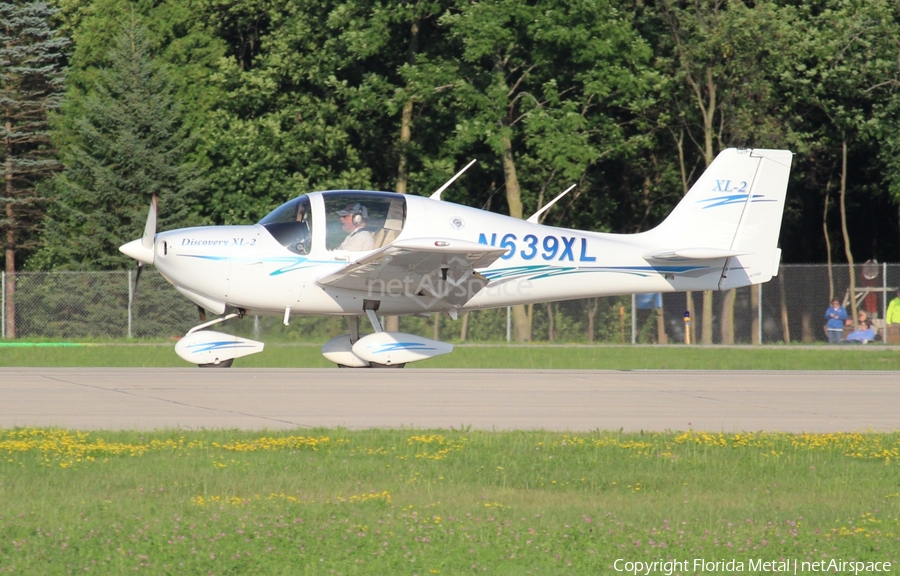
[120,148,793,368]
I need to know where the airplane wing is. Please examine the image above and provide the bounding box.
[317,238,507,308]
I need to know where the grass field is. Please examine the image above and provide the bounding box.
[0,427,897,573]
[2,341,900,369]
[2,344,898,573]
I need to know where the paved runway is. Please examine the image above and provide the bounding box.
[0,368,897,432]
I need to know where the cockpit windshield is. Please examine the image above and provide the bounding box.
[259,196,311,255]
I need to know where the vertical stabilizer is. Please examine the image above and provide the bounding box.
[644,148,792,289]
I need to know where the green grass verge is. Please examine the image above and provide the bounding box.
[1,341,900,369]
[1,428,897,573]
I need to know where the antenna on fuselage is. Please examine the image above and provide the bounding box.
[429,159,477,201]
[526,184,576,223]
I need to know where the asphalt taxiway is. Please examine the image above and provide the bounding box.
[1,368,897,432]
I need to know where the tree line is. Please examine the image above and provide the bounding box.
[2,0,900,340]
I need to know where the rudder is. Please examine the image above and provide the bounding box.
[718,149,792,289]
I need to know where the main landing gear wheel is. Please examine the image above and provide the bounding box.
[198,358,234,368]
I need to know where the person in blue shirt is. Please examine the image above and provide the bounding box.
[845,310,876,344]
[824,299,847,344]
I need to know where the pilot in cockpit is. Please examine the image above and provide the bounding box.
[336,203,375,251]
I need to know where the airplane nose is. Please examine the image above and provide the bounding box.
[119,238,155,265]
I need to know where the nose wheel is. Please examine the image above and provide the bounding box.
[337,362,406,369]
[198,358,234,368]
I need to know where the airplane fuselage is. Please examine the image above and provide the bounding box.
[152,192,726,319]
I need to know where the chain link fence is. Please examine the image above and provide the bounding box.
[2,264,896,344]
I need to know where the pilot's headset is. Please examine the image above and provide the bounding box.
[350,204,368,226]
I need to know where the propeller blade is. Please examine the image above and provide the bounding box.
[119,194,157,265]
[141,194,157,250]
[131,263,144,304]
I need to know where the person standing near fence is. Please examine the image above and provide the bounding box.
[824,299,847,344]
[884,289,900,344]
[886,290,900,324]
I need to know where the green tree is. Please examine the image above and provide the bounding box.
[650,0,794,344]
[317,0,459,331]
[441,0,652,341]
[34,20,203,270]
[1,0,69,337]
[197,0,460,224]
[876,1,900,223]
[781,0,900,326]
[195,0,379,225]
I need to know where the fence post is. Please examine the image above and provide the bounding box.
[758,283,763,345]
[127,269,133,339]
[506,306,511,342]
[631,294,636,344]
[1,271,4,339]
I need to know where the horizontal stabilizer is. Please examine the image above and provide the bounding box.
[643,248,749,262]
